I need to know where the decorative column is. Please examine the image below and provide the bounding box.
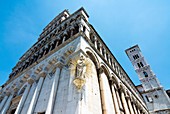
[116,89,123,110]
[127,97,135,114]
[98,68,107,114]
[103,49,107,60]
[111,84,120,114]
[46,62,62,114]
[55,40,59,49]
[70,26,74,36]
[137,107,141,114]
[0,95,8,111]
[27,72,46,114]
[99,68,115,114]
[78,23,83,32]
[132,103,138,114]
[108,55,111,65]
[93,36,98,49]
[1,93,13,114]
[43,45,49,56]
[62,31,67,43]
[120,89,130,114]
[84,26,90,38]
[99,43,103,55]
[15,80,33,114]
[49,42,54,51]
[38,49,44,59]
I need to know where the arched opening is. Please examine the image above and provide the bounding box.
[85,50,102,114]
[118,84,125,113]
[18,85,27,96]
[50,40,57,51]
[83,26,86,33]
[89,33,94,44]
[100,64,116,114]
[73,24,79,35]
[86,51,99,69]
[143,71,148,77]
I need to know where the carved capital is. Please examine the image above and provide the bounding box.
[98,67,104,74]
[45,58,58,71]
[27,75,36,84]
[113,84,118,91]
[109,78,116,85]
[34,65,43,74]
[5,88,12,96]
[39,71,47,78]
[119,86,126,93]
[93,35,97,41]
[24,73,30,78]
[99,43,102,48]
[12,84,20,92]
[53,57,64,68]
[39,48,44,53]
[21,73,30,82]
[125,95,131,99]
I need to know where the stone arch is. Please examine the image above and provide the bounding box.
[70,18,74,23]
[124,89,130,97]
[85,47,100,69]
[127,90,132,98]
[119,82,126,92]
[89,32,93,39]
[100,62,110,79]
[111,73,119,85]
[50,33,54,38]
[17,83,28,96]
[131,96,136,103]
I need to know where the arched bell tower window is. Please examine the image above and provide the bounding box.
[137,62,144,68]
[133,54,139,60]
[140,62,144,67]
[143,71,148,77]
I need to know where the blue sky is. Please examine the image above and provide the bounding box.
[0,0,170,89]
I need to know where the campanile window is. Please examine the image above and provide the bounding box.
[137,62,144,68]
[143,71,148,77]
[133,54,139,60]
[137,63,141,68]
[140,62,144,67]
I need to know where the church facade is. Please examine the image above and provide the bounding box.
[126,45,170,114]
[0,8,148,114]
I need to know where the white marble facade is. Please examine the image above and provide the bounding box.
[0,8,148,114]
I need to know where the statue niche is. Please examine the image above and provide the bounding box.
[73,56,86,90]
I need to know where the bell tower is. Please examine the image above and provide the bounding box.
[126,45,170,114]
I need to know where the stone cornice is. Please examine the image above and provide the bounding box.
[12,8,86,73]
[3,33,81,87]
